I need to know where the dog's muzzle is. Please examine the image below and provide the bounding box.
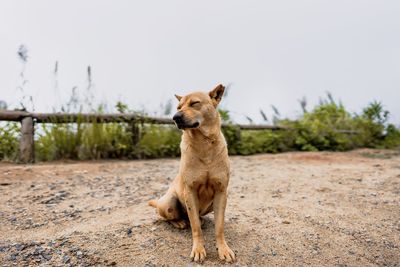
[173,112,200,129]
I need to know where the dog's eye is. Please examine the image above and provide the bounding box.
[190,101,200,107]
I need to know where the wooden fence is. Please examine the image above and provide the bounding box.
[0,110,287,163]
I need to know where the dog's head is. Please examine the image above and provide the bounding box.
[173,84,225,130]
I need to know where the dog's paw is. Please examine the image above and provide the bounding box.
[217,242,236,262]
[190,243,206,262]
[170,219,188,229]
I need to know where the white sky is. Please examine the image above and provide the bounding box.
[0,0,399,124]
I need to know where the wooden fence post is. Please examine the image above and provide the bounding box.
[19,116,35,163]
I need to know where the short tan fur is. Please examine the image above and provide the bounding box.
[148,84,235,263]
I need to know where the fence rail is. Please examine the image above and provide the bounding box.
[0,110,287,163]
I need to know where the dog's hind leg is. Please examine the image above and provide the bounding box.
[149,188,188,229]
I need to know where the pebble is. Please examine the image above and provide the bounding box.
[42,252,52,261]
[62,255,71,264]
[34,246,44,255]
[15,244,25,251]
[127,228,133,237]
[10,253,17,261]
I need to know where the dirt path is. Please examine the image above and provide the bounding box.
[0,150,399,266]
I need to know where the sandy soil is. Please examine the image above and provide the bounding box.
[0,149,399,267]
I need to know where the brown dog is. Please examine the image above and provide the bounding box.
[148,84,235,263]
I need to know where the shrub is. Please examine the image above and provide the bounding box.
[0,122,19,161]
[239,130,281,154]
[138,124,181,158]
[352,101,390,148]
[222,125,242,154]
[383,124,400,148]
[284,101,355,151]
[36,123,81,161]
[79,122,133,159]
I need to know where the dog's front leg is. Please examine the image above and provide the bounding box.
[185,187,206,262]
[214,189,236,262]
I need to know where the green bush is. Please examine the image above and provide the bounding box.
[35,122,181,161]
[0,122,19,161]
[138,124,181,158]
[352,101,390,148]
[239,130,281,154]
[222,125,242,154]
[283,101,356,151]
[80,122,133,159]
[383,124,400,148]
[36,122,135,161]
[36,123,82,161]
[275,99,400,152]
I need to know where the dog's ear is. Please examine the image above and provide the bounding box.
[208,84,225,106]
[174,94,182,101]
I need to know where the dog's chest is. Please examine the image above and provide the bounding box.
[197,180,214,200]
[197,180,215,214]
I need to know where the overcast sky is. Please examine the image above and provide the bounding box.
[0,0,399,124]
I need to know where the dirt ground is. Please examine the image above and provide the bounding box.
[0,149,399,267]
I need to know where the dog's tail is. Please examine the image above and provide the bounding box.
[148,199,158,208]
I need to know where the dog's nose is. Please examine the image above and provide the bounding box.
[173,112,183,123]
